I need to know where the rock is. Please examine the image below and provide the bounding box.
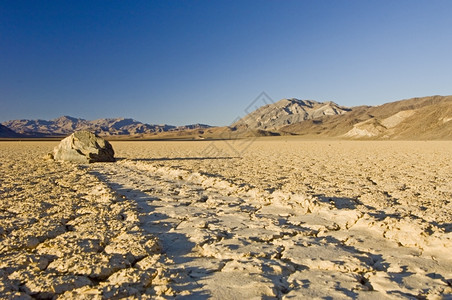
[43,153,54,160]
[25,237,40,249]
[52,131,115,163]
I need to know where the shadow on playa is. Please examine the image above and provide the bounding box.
[114,156,239,162]
[91,170,211,299]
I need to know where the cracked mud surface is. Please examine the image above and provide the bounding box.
[1,139,452,299]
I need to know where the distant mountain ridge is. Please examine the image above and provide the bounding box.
[1,116,211,137]
[233,98,351,130]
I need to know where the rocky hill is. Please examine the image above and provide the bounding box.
[1,116,211,137]
[233,98,351,130]
[279,95,452,139]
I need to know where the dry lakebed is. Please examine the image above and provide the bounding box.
[1,138,451,299]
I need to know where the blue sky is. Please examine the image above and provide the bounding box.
[1,1,452,126]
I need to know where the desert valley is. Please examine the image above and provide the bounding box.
[1,96,452,299]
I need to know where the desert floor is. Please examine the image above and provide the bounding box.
[1,138,451,299]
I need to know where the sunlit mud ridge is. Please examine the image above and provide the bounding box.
[1,140,452,299]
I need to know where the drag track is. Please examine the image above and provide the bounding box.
[90,157,452,299]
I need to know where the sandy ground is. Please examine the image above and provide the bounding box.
[1,138,452,299]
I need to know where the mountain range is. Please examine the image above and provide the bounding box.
[1,116,211,138]
[1,95,452,139]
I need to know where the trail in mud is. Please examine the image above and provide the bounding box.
[90,159,452,299]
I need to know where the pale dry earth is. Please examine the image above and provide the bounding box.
[1,139,452,299]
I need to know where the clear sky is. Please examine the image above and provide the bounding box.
[1,1,452,126]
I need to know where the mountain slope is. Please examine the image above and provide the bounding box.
[0,124,21,138]
[233,98,351,130]
[280,95,452,139]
